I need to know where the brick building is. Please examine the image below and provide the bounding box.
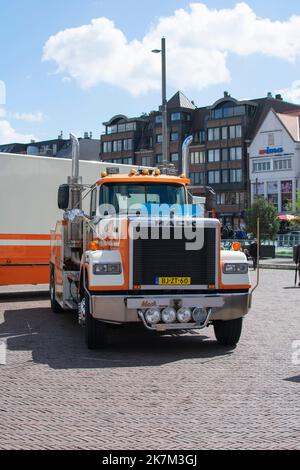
[101,91,300,225]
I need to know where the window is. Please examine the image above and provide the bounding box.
[221,169,229,183]
[142,156,152,166]
[208,127,220,141]
[100,183,186,213]
[221,127,228,140]
[229,126,235,139]
[221,148,229,161]
[171,112,181,121]
[123,139,133,151]
[170,132,179,141]
[208,149,220,162]
[190,151,205,164]
[104,141,112,153]
[208,171,220,184]
[112,140,122,152]
[229,125,242,139]
[199,130,206,143]
[253,161,271,172]
[155,115,162,124]
[268,133,275,146]
[211,105,246,119]
[156,154,163,163]
[217,193,225,205]
[230,169,242,182]
[125,122,136,132]
[170,153,179,162]
[274,159,292,170]
[236,125,242,138]
[190,172,206,185]
[123,157,133,165]
[118,124,126,132]
[156,134,163,143]
[230,147,242,160]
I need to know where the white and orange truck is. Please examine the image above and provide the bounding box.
[49,136,252,349]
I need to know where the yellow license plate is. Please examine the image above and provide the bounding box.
[156,277,191,285]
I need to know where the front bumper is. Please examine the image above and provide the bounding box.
[90,292,251,328]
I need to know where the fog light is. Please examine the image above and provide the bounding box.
[161,307,176,324]
[192,307,208,324]
[177,307,192,323]
[145,308,161,325]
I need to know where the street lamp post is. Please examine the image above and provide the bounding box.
[152,37,168,166]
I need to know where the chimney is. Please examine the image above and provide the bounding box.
[267,92,273,99]
[224,91,230,97]
[89,131,93,139]
[84,131,89,139]
[275,94,283,101]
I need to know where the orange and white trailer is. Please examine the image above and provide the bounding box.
[0,152,138,286]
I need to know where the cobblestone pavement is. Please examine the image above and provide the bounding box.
[0,269,299,450]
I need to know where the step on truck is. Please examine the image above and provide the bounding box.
[50,135,252,349]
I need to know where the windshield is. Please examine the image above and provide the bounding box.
[99,182,186,214]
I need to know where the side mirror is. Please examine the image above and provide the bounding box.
[205,187,216,211]
[58,184,69,210]
[192,196,206,206]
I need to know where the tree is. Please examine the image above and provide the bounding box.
[286,188,300,216]
[246,197,280,241]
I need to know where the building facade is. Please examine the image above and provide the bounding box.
[0,132,101,161]
[100,91,300,226]
[249,109,300,213]
[100,92,196,171]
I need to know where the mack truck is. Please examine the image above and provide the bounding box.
[50,135,252,349]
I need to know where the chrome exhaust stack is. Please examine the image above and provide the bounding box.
[67,134,83,263]
[182,135,193,177]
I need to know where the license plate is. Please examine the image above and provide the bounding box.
[155,277,191,285]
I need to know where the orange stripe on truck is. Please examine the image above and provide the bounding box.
[0,233,51,240]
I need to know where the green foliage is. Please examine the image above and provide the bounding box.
[246,197,280,241]
[286,188,300,216]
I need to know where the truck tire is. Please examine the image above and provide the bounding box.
[213,317,243,346]
[50,266,63,313]
[84,291,108,349]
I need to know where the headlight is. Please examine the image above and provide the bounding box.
[93,263,122,275]
[161,307,176,324]
[223,263,248,274]
[192,307,208,324]
[176,307,192,323]
[145,308,161,324]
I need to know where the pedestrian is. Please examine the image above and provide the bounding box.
[293,244,300,286]
[249,239,258,270]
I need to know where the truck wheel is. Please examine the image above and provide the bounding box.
[84,292,108,349]
[50,267,63,313]
[213,317,243,346]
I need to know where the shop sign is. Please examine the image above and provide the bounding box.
[259,147,283,155]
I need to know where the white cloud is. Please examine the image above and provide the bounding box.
[10,111,46,122]
[0,119,35,144]
[42,2,300,96]
[276,80,300,103]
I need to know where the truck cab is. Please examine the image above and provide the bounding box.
[50,137,251,349]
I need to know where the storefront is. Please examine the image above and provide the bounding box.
[249,109,300,213]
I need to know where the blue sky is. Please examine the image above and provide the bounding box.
[1,0,300,143]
